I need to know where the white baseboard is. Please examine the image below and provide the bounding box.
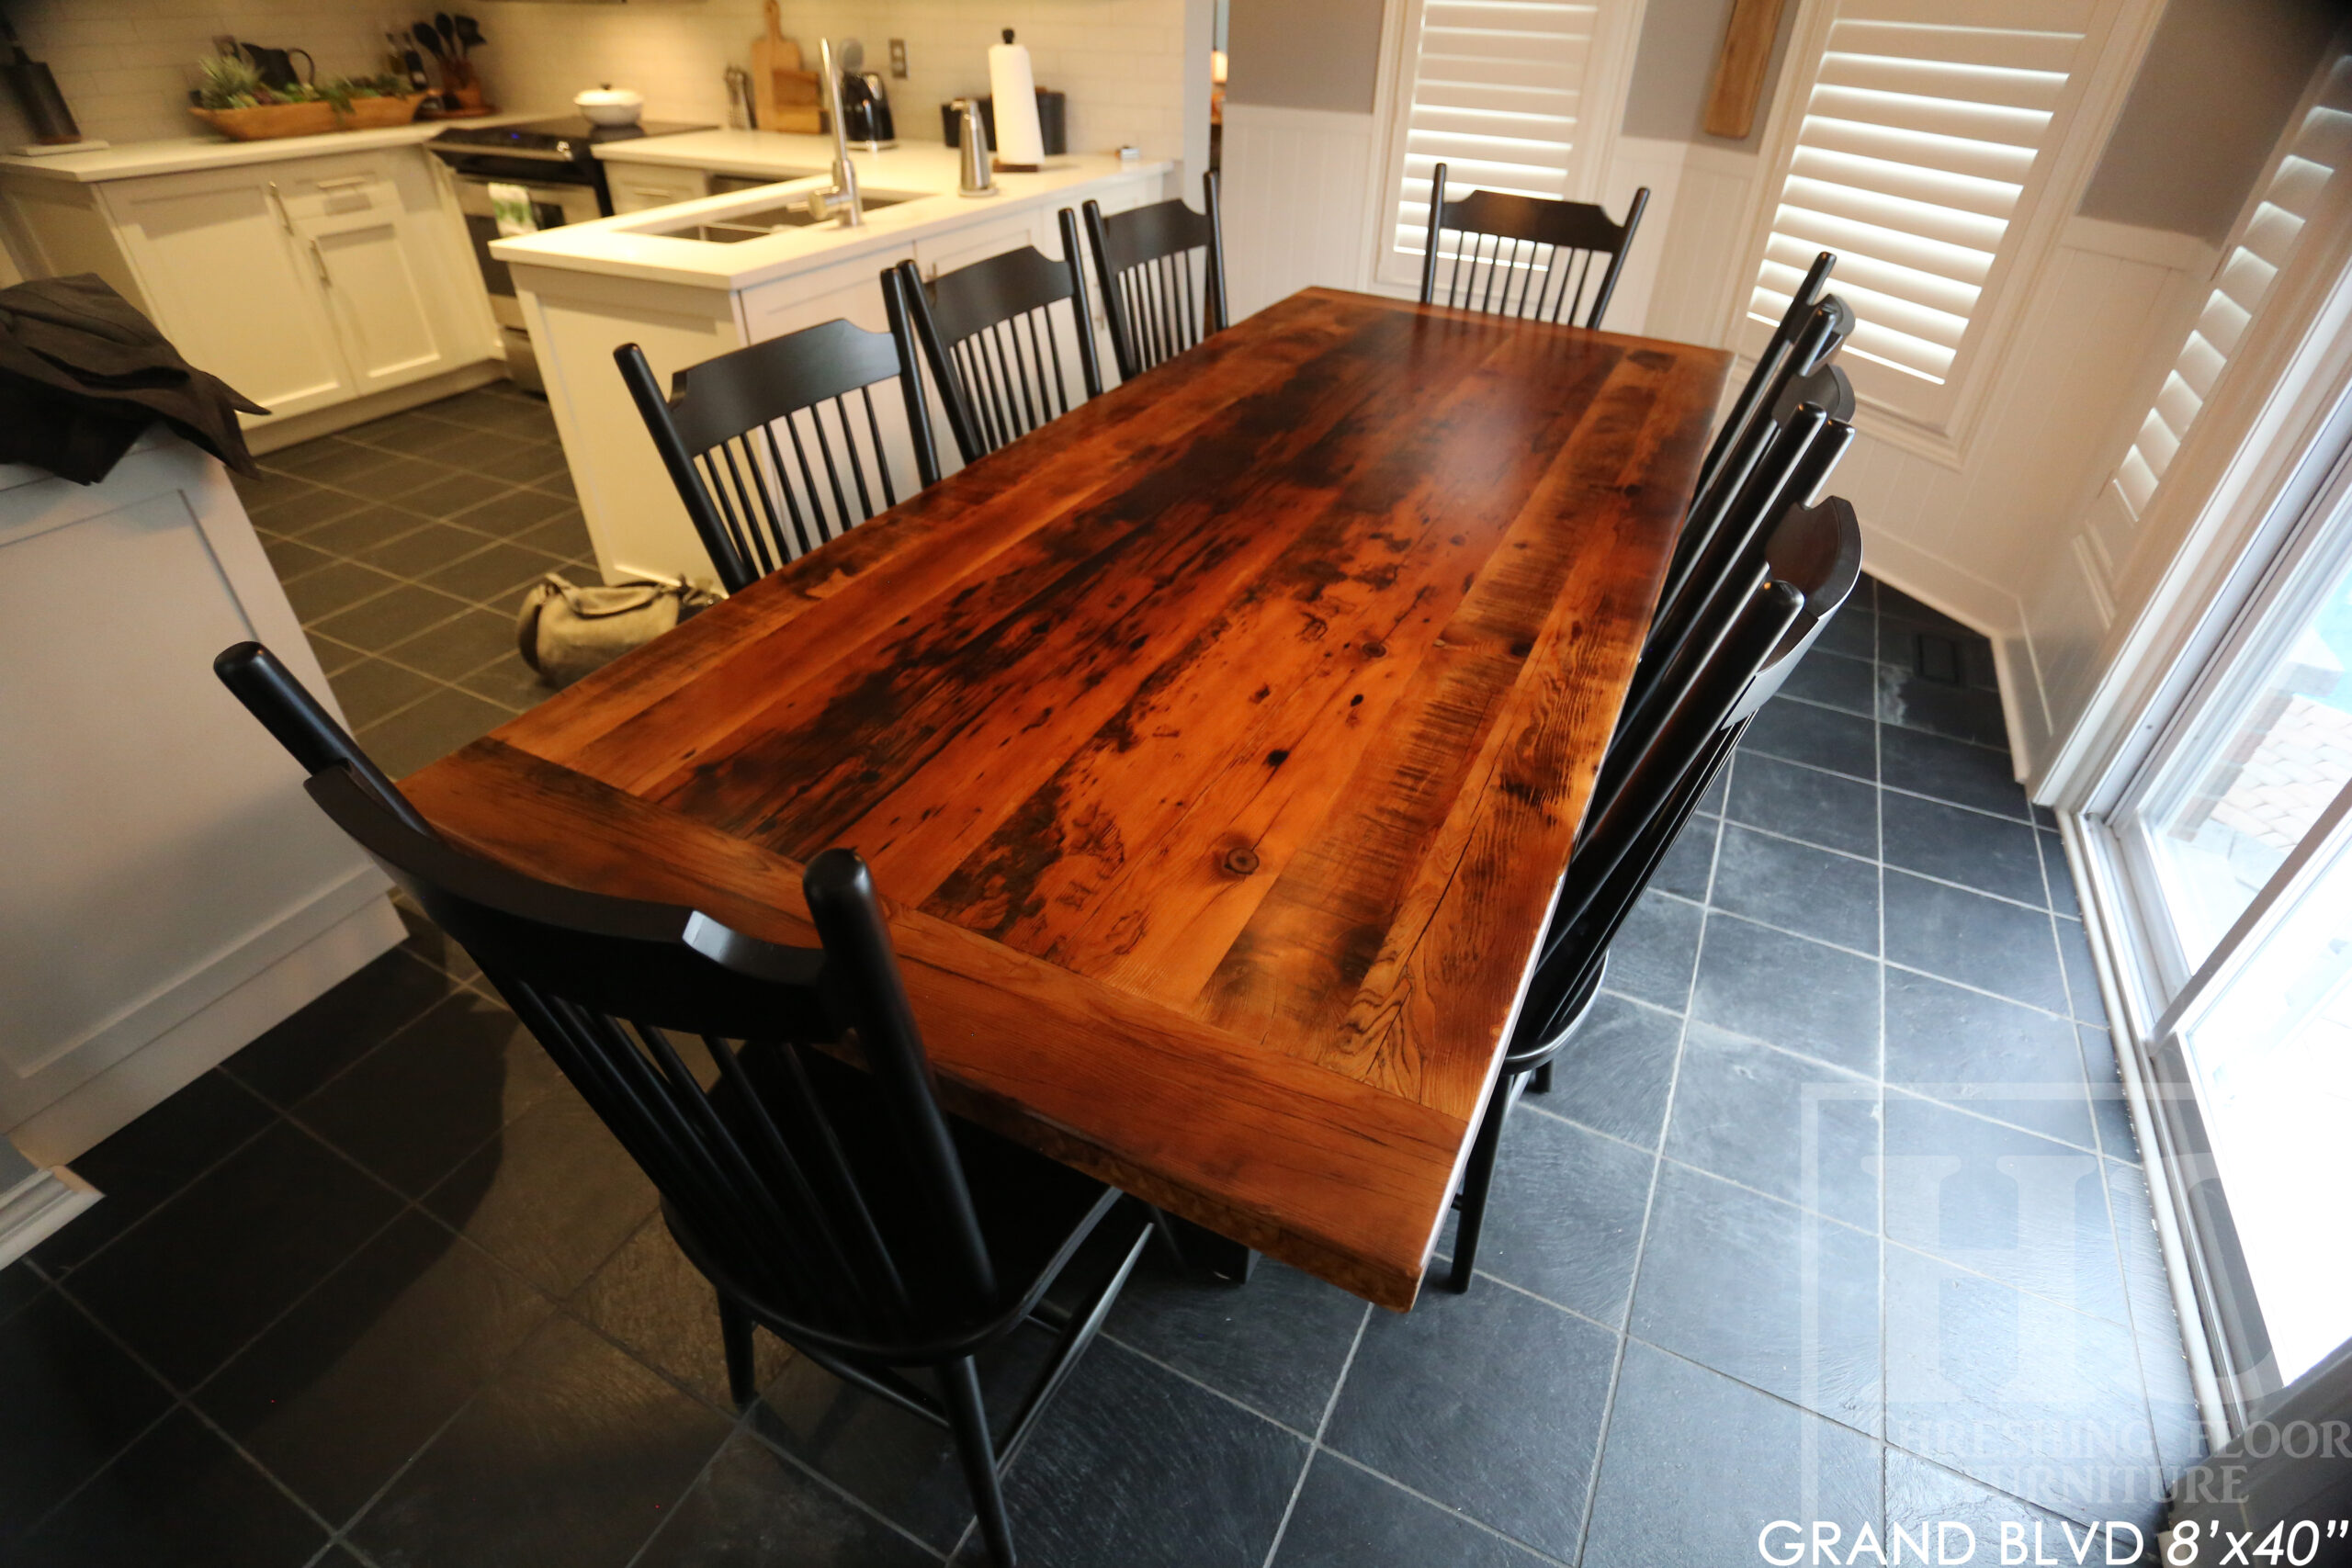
[246,359,507,456]
[0,1167,100,1270]
[6,897,402,1168]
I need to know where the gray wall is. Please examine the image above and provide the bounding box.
[1226,0,1797,147]
[1226,0,1384,113]
[2079,0,2340,243]
[1622,0,1801,150]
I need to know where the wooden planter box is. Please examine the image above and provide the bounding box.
[339,93,430,130]
[190,101,337,141]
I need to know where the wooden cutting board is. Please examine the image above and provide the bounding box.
[751,0,824,133]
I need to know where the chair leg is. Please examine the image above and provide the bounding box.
[943,1355,1017,1566]
[718,1293,758,1408]
[1447,1071,1517,1293]
[1530,1062,1554,1095]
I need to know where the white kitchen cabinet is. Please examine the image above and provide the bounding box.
[607,163,711,215]
[0,144,500,444]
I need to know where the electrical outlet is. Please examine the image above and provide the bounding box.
[888,39,909,78]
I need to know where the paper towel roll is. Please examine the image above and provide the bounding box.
[988,28,1044,169]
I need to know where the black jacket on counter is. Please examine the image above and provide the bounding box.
[0,272,266,483]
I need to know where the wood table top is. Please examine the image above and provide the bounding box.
[407,288,1730,1310]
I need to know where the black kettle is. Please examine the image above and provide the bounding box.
[239,42,315,91]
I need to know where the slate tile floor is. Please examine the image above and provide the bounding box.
[0,546,2208,1563]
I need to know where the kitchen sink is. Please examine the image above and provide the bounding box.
[684,193,915,242]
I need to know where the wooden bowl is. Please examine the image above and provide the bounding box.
[339,93,431,130]
[190,101,338,141]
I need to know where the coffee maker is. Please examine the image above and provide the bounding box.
[839,66,895,150]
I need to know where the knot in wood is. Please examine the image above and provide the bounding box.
[1221,844,1261,877]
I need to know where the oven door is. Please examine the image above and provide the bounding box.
[447,174,604,332]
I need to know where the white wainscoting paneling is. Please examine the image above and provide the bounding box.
[1218,104,1380,321]
[1644,144,1761,349]
[1598,135,1688,337]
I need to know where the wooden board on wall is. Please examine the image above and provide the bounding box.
[1703,0,1789,140]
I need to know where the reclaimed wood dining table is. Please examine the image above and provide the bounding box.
[404,287,1731,1310]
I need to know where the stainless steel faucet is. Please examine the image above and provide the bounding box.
[806,38,864,227]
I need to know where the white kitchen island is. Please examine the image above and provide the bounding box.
[495,135,1170,588]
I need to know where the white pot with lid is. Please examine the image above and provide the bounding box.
[573,85,645,126]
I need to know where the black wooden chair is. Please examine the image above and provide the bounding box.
[1443,490,1863,1292]
[897,209,1103,465]
[1696,267,1854,502]
[211,640,1154,1567]
[616,269,940,593]
[1082,172,1227,380]
[1417,161,1649,329]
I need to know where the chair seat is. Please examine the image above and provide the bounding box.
[677,1041,1119,1357]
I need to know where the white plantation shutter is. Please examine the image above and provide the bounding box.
[1376,0,1634,286]
[1743,0,2101,421]
[2112,53,2352,521]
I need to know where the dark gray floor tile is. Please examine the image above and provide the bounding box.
[358,520,502,578]
[12,1406,327,1568]
[458,653,558,712]
[1581,1340,1882,1568]
[450,486,572,537]
[65,1121,403,1389]
[33,1070,277,1273]
[399,468,508,518]
[1652,812,1718,901]
[1884,1448,2101,1562]
[752,1322,1058,1551]
[1709,824,1881,952]
[282,560,401,626]
[1630,1164,1881,1434]
[1884,970,2098,1151]
[2100,1164,2202,1482]
[356,685,512,778]
[393,895,487,987]
[300,504,434,559]
[1606,890,1702,1011]
[266,434,403,486]
[1878,664,2011,749]
[1664,1022,1879,1229]
[635,1429,935,1568]
[2040,831,2081,919]
[1744,696,1877,781]
[1781,649,1876,716]
[1691,914,1881,1077]
[2054,918,2108,1025]
[433,425,539,474]
[2077,1026,2140,1166]
[1883,1247,2165,1531]
[1272,1452,1547,1568]
[965,1338,1306,1567]
[1106,1249,1366,1430]
[1882,1094,2126,1324]
[195,1210,556,1529]
[234,466,317,511]
[303,632,367,676]
[1882,726,2031,819]
[354,411,478,459]
[1882,792,2048,907]
[385,606,520,682]
[1324,1278,1616,1561]
[223,949,459,1110]
[1725,751,1880,858]
[423,1091,658,1299]
[514,507,593,560]
[324,657,437,731]
[312,582,473,653]
[250,483,369,536]
[572,1216,792,1414]
[0,1292,175,1541]
[345,452,461,501]
[0,1263,41,1329]
[1698,763,1729,816]
[259,534,334,582]
[349,1313,730,1568]
[1447,1102,1652,1324]
[1537,991,1682,1148]
[297,992,567,1199]
[423,540,570,607]
[1883,871,2069,1013]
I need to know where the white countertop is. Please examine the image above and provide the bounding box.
[0,111,546,183]
[493,145,1168,292]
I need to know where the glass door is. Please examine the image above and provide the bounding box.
[2104,438,2352,1416]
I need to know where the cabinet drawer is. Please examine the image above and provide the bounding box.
[606,164,709,214]
[264,154,411,226]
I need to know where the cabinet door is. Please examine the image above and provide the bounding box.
[101,168,351,421]
[607,163,710,214]
[282,154,485,396]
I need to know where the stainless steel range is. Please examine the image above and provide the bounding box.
[428,117,713,387]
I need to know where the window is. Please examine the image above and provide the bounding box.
[2112,56,2352,523]
[1372,0,1642,288]
[1738,0,2117,429]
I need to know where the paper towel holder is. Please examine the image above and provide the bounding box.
[989,28,1042,173]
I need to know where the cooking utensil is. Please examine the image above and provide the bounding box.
[751,0,822,134]
[573,85,643,126]
[411,21,445,59]
[454,15,484,56]
[435,14,458,58]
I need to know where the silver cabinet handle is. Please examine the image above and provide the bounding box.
[266,180,293,234]
[308,237,330,286]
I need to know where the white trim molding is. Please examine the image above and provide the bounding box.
[0,1166,100,1271]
